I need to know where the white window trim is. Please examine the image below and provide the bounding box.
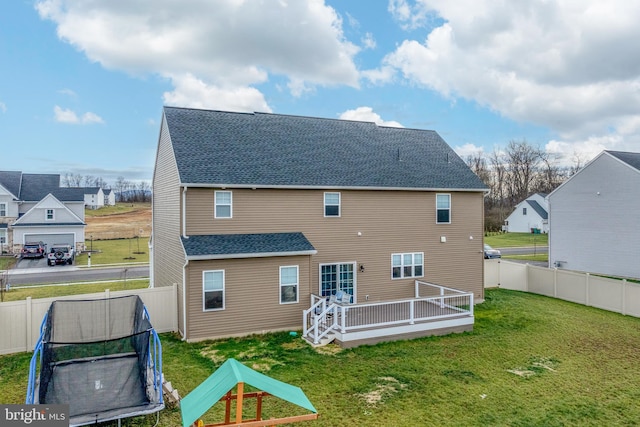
[391,252,425,280]
[318,261,357,302]
[214,190,233,219]
[45,209,55,221]
[436,193,451,224]
[0,203,6,217]
[324,192,341,217]
[279,265,299,304]
[203,269,225,311]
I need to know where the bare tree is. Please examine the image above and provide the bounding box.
[504,140,544,205]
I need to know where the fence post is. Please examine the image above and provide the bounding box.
[622,279,627,315]
[26,296,32,352]
[525,263,529,292]
[585,273,590,307]
[554,267,558,297]
[173,283,179,331]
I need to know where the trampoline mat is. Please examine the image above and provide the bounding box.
[43,353,156,424]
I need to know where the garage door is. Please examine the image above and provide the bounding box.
[24,233,75,250]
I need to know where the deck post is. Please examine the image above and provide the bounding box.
[409,300,415,325]
[340,306,346,333]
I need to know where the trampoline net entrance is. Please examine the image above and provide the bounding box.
[26,295,164,426]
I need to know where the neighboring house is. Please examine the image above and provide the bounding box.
[0,171,86,253]
[548,150,640,279]
[151,107,488,345]
[103,188,116,206]
[504,193,549,233]
[83,187,105,209]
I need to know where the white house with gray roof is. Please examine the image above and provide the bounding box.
[504,193,549,233]
[548,150,640,279]
[0,171,86,253]
[152,107,489,347]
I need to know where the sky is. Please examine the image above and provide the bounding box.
[2,0,640,185]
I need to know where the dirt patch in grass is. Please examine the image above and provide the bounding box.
[358,377,407,407]
[313,343,343,356]
[85,206,151,240]
[508,356,558,378]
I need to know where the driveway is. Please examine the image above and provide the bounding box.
[16,257,48,269]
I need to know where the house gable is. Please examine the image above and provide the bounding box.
[548,150,640,278]
[13,193,85,226]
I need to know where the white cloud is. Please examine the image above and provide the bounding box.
[54,106,78,123]
[162,74,271,113]
[339,106,403,127]
[378,0,640,161]
[81,111,105,124]
[54,105,104,124]
[0,101,6,113]
[362,32,376,50]
[454,143,484,160]
[36,0,360,108]
[58,88,77,97]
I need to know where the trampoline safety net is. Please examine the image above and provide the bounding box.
[26,295,164,426]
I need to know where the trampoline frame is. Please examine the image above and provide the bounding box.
[26,297,164,427]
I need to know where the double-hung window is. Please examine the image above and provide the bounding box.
[324,192,340,217]
[0,203,6,217]
[215,191,232,218]
[279,265,299,304]
[436,194,451,224]
[392,252,424,279]
[46,209,54,221]
[203,270,225,311]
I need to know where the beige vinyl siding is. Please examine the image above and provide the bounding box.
[152,116,186,334]
[185,255,311,340]
[183,188,483,328]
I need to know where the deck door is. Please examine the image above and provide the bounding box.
[320,263,355,301]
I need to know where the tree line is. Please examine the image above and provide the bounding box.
[62,173,151,203]
[465,140,585,231]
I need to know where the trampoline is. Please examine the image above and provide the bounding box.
[26,295,164,426]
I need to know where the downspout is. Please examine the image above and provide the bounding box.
[181,185,188,340]
[182,186,188,239]
[182,258,189,341]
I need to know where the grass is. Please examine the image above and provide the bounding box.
[485,232,548,248]
[0,256,17,270]
[2,288,640,426]
[1,280,149,302]
[503,253,548,262]
[84,203,150,217]
[77,238,149,265]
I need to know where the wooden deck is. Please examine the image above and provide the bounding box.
[303,281,474,348]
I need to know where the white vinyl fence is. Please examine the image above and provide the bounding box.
[0,284,178,355]
[485,259,640,317]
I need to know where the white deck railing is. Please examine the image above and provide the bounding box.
[303,281,473,345]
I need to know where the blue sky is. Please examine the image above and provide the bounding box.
[2,1,639,185]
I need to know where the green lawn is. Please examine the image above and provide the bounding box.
[485,232,548,248]
[1,280,149,302]
[2,288,640,426]
[77,238,149,266]
[84,203,150,217]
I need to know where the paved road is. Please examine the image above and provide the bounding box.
[6,264,149,286]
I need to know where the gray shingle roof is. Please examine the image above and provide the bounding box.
[182,232,316,259]
[526,200,548,219]
[0,171,23,198]
[608,150,640,172]
[19,174,61,201]
[164,107,488,191]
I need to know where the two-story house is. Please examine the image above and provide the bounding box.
[0,171,86,253]
[548,150,640,279]
[151,107,488,347]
